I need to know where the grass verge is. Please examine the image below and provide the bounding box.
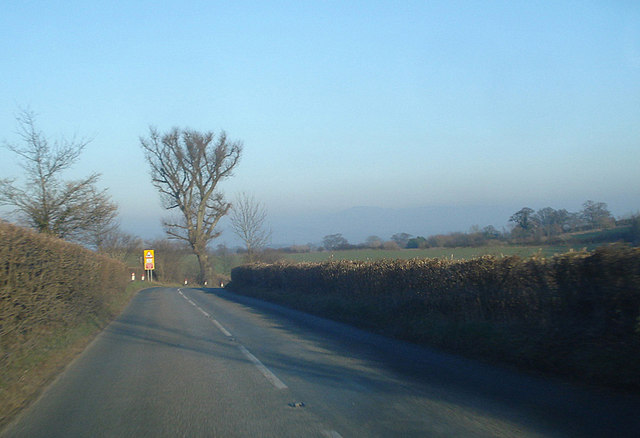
[0,281,147,430]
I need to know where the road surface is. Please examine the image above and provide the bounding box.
[3,287,639,437]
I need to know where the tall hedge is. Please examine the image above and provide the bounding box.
[0,221,129,351]
[230,246,640,389]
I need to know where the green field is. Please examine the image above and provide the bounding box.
[281,244,590,263]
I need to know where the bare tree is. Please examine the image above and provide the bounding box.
[323,233,349,251]
[365,235,383,249]
[94,227,143,262]
[229,192,271,262]
[0,109,118,242]
[581,200,614,229]
[531,207,574,237]
[509,207,536,232]
[390,232,412,248]
[140,127,242,283]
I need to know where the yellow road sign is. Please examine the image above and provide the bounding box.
[144,249,155,270]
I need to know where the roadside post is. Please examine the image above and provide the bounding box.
[144,249,155,282]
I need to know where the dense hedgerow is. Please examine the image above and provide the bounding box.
[230,246,640,389]
[0,221,129,352]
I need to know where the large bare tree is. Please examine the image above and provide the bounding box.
[140,127,242,283]
[229,192,271,262]
[0,109,118,243]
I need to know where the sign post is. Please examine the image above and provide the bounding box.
[144,249,155,282]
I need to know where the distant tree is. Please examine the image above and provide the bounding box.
[390,232,412,248]
[449,232,471,247]
[229,192,271,262]
[140,126,242,283]
[382,240,401,250]
[406,236,427,249]
[468,224,481,234]
[365,235,383,249]
[426,234,446,248]
[94,227,142,262]
[482,225,502,240]
[509,207,536,232]
[466,225,487,246]
[554,208,572,232]
[282,244,312,253]
[0,109,118,242]
[534,207,571,237]
[323,233,348,251]
[581,200,614,229]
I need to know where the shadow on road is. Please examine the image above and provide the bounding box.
[196,287,640,438]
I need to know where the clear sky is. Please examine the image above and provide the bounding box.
[1,1,639,245]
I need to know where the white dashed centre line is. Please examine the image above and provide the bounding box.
[211,318,232,337]
[179,289,230,336]
[177,289,286,389]
[238,345,288,390]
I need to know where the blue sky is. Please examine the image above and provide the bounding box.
[1,1,639,245]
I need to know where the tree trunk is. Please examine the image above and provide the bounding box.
[194,249,214,285]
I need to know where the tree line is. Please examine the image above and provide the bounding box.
[316,202,638,251]
[508,201,615,239]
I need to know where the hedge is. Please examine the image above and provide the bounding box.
[229,246,640,389]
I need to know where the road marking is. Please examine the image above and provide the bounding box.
[238,345,288,390]
[178,289,287,390]
[321,431,344,438]
[178,289,232,337]
[211,318,232,337]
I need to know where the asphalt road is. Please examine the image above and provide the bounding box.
[3,287,639,437]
